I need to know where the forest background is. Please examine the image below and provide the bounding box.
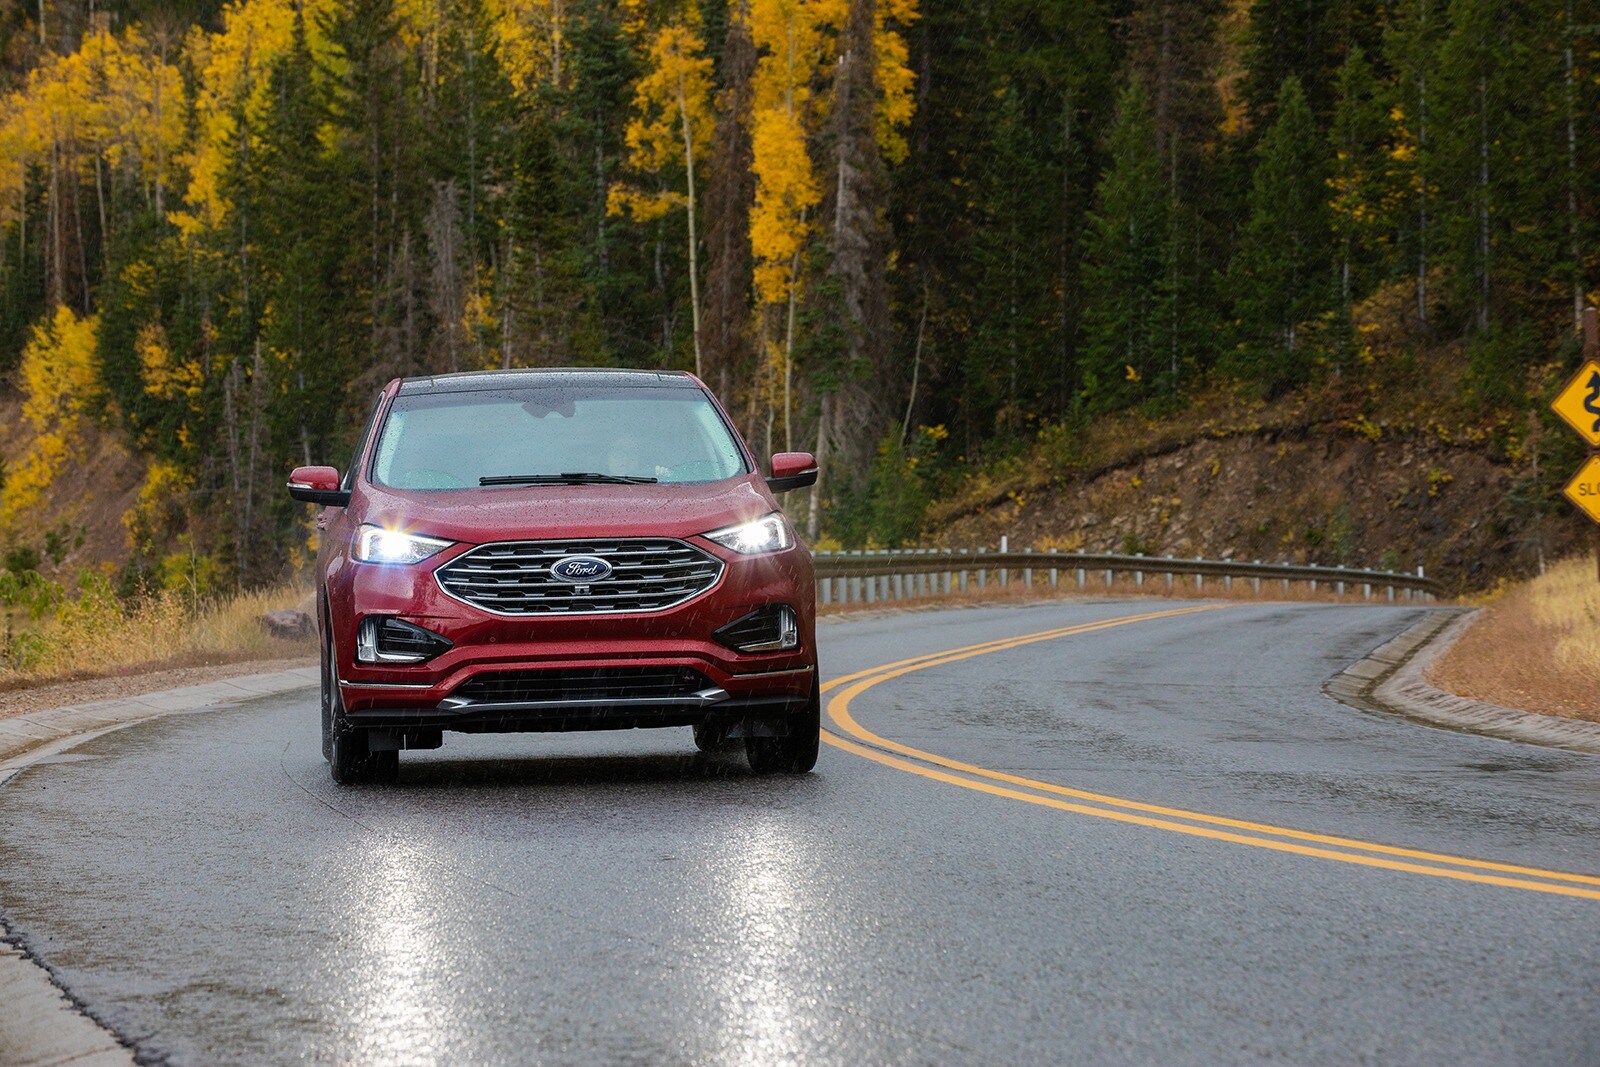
[0,0,1597,611]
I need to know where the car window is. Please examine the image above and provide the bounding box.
[369,385,748,490]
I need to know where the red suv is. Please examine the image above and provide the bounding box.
[288,369,820,784]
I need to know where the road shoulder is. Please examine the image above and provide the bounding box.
[1325,609,1600,753]
[0,666,318,1067]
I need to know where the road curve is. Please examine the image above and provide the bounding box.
[2,599,1599,1065]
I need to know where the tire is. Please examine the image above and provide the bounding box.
[323,611,397,785]
[319,606,335,762]
[745,678,820,775]
[692,720,729,753]
[330,717,397,785]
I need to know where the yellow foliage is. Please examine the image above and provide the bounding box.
[123,461,192,550]
[749,103,819,305]
[3,307,102,522]
[137,322,204,405]
[627,21,714,172]
[612,16,714,222]
[490,0,568,93]
[0,24,187,225]
[873,0,918,164]
[747,0,845,306]
[607,183,680,221]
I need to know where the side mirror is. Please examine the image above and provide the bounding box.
[288,465,351,507]
[766,452,818,494]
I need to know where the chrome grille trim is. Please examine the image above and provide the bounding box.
[435,538,724,616]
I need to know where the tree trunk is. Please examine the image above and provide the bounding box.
[1565,0,1582,331]
[808,393,831,541]
[822,0,894,481]
[1416,0,1429,326]
[703,0,756,399]
[1477,70,1489,330]
[679,72,704,378]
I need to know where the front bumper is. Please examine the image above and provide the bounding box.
[340,668,815,734]
[327,539,817,731]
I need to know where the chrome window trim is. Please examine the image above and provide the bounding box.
[433,537,726,618]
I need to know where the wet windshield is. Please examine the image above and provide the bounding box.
[370,384,748,490]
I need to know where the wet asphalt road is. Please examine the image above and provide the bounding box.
[3,599,1600,1065]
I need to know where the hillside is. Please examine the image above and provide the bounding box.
[914,306,1587,593]
[0,395,147,583]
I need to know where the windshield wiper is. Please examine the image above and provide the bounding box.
[479,472,658,486]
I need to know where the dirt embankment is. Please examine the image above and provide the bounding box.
[928,429,1579,594]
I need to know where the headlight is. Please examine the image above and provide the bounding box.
[704,512,794,555]
[352,524,454,565]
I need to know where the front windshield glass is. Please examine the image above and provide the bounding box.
[369,383,747,490]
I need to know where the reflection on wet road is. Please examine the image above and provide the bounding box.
[3,600,1600,1064]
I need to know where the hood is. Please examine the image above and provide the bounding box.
[354,474,777,546]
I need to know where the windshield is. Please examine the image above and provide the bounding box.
[370,384,748,490]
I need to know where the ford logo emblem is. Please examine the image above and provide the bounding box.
[550,555,613,583]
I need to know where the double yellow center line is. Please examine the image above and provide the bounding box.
[821,605,1600,901]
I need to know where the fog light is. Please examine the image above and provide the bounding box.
[714,605,799,652]
[355,617,452,664]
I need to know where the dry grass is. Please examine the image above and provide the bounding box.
[0,582,315,692]
[1429,556,1600,721]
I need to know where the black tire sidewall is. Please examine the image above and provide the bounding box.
[746,677,821,774]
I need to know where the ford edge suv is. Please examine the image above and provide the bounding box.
[287,369,820,784]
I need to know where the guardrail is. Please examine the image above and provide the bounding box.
[810,549,1442,607]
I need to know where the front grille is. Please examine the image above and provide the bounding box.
[436,538,723,615]
[450,666,715,705]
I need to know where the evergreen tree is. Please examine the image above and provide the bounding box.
[1241,0,1385,127]
[1432,0,1565,335]
[702,0,757,400]
[1079,83,1168,411]
[1225,76,1331,393]
[1383,0,1447,326]
[1327,45,1392,352]
[1121,0,1224,189]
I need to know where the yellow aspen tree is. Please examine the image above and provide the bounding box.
[3,306,102,521]
[747,0,846,452]
[0,24,186,240]
[489,0,567,93]
[609,11,715,375]
[91,27,187,219]
[872,0,917,165]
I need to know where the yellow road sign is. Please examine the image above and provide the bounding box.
[1563,456,1600,524]
[1551,360,1600,447]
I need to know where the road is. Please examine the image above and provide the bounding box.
[2,599,1599,1065]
